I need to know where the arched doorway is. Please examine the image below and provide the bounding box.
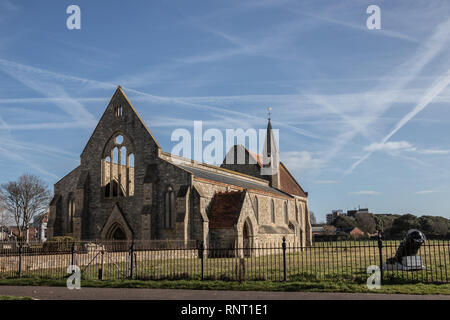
[111,226,126,240]
[100,203,133,242]
[106,223,128,240]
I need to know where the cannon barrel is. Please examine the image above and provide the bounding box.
[392,229,426,263]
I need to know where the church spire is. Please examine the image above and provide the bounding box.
[264,107,277,159]
[262,108,280,187]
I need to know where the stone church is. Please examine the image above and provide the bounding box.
[47,87,312,248]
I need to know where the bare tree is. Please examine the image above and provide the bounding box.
[322,224,337,235]
[309,211,317,225]
[0,203,14,240]
[0,174,51,241]
[355,212,377,234]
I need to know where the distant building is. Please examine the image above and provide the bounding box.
[326,210,345,224]
[32,211,49,242]
[347,207,370,218]
[327,207,372,224]
[8,226,39,241]
[0,227,8,241]
[336,226,365,238]
[311,226,326,236]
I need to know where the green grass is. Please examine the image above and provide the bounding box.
[0,277,449,295]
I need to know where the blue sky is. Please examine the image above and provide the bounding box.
[1,0,450,221]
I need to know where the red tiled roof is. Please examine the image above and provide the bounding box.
[350,227,365,236]
[279,163,307,197]
[245,148,308,197]
[208,191,244,228]
[247,149,263,167]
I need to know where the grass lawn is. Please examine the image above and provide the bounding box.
[0,277,449,295]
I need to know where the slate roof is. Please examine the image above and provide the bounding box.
[208,191,244,229]
[230,146,307,198]
[177,164,288,197]
[245,147,264,166]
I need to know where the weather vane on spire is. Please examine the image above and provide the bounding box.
[267,107,272,120]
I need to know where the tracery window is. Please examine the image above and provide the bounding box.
[102,133,135,198]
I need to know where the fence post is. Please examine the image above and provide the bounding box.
[129,241,135,279]
[199,241,205,280]
[18,242,23,278]
[282,236,287,282]
[377,231,384,285]
[71,242,76,266]
[99,250,104,280]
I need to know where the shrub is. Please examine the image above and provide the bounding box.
[42,236,77,253]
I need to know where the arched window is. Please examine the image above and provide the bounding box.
[120,146,127,192]
[68,196,75,233]
[113,147,119,164]
[103,133,135,198]
[120,146,127,164]
[295,204,299,223]
[128,153,135,196]
[254,196,259,222]
[114,106,123,118]
[271,199,275,223]
[284,202,289,224]
[164,187,175,229]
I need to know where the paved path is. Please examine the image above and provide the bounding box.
[0,286,449,300]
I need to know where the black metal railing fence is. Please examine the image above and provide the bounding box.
[0,238,448,283]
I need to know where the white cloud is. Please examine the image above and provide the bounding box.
[281,150,324,172]
[348,191,380,195]
[415,190,440,194]
[346,17,450,175]
[0,59,99,128]
[363,141,450,156]
[417,149,450,155]
[364,141,416,153]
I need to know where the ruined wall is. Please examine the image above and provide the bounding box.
[50,166,81,237]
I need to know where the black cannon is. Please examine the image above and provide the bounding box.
[385,229,426,270]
